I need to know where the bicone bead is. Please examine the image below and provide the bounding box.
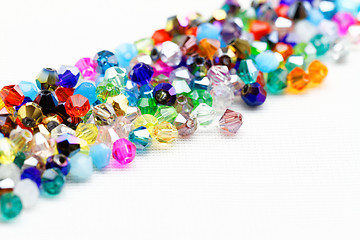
[93,103,116,126]
[309,34,331,57]
[154,105,178,124]
[0,85,25,107]
[17,102,43,128]
[210,84,234,113]
[75,123,98,144]
[287,67,310,91]
[56,133,81,157]
[94,50,118,74]
[128,127,152,150]
[198,38,220,60]
[207,65,231,86]
[35,68,59,91]
[266,68,288,94]
[89,144,111,169]
[154,83,176,106]
[173,112,198,137]
[55,87,75,103]
[65,94,90,117]
[191,103,216,126]
[0,192,22,220]
[46,154,71,176]
[21,167,42,188]
[41,168,65,196]
[160,41,182,67]
[106,94,129,116]
[0,138,16,164]
[137,97,157,115]
[13,179,39,208]
[241,82,267,106]
[75,58,97,81]
[115,43,138,68]
[112,138,136,165]
[34,90,58,112]
[58,65,80,88]
[133,114,158,135]
[152,121,178,143]
[130,63,154,86]
[69,153,93,181]
[238,59,259,84]
[96,80,122,103]
[74,82,97,105]
[104,66,127,88]
[250,20,272,40]
[308,60,328,84]
[18,81,38,101]
[189,89,213,108]
[219,109,243,134]
[255,51,280,73]
[152,29,172,45]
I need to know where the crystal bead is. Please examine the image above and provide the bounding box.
[13,152,26,169]
[309,34,331,57]
[0,85,24,107]
[221,18,243,44]
[189,89,213,108]
[69,153,93,181]
[249,20,272,40]
[115,43,138,68]
[133,114,158,135]
[21,167,41,188]
[174,95,194,114]
[0,192,22,220]
[75,123,98,144]
[165,15,189,35]
[34,90,58,112]
[130,63,154,86]
[210,84,235,112]
[153,83,176,106]
[90,144,111,169]
[9,128,33,152]
[207,65,231,86]
[75,58,97,81]
[0,177,15,195]
[13,179,39,208]
[0,110,16,137]
[74,82,97,105]
[172,79,192,95]
[41,168,65,196]
[198,38,220,60]
[106,94,128,116]
[287,67,310,92]
[288,1,310,20]
[65,94,90,118]
[152,29,172,45]
[238,59,259,84]
[50,124,76,138]
[104,66,127,88]
[254,51,279,73]
[169,67,193,85]
[0,163,20,187]
[56,133,81,157]
[55,87,74,103]
[178,35,198,56]
[266,68,288,94]
[153,121,178,143]
[134,38,154,55]
[193,76,211,90]
[93,103,116,126]
[137,97,157,115]
[18,81,38,101]
[191,103,216,126]
[58,65,80,88]
[174,112,198,137]
[294,20,317,43]
[219,109,243,134]
[94,50,118,74]
[308,60,328,84]
[228,38,251,59]
[197,22,221,42]
[227,74,245,96]
[285,55,305,71]
[241,82,267,106]
[160,41,182,67]
[96,79,122,103]
[128,127,152,150]
[46,154,70,176]
[125,106,141,122]
[17,102,43,128]
[332,12,356,36]
[112,138,136,165]
[154,105,178,124]
[35,68,59,91]
[0,138,15,164]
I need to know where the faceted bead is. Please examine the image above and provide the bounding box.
[255,51,280,73]
[238,59,259,84]
[21,167,41,188]
[0,177,15,196]
[130,63,154,86]
[125,106,141,122]
[221,18,243,44]
[0,138,15,164]
[9,128,33,152]
[160,41,182,67]
[198,38,220,60]
[75,58,97,81]
[128,127,152,150]
[178,35,198,56]
[18,81,38,101]
[132,114,158,135]
[171,79,191,95]
[65,94,90,118]
[165,15,189,35]
[154,105,178,124]
[227,74,245,95]
[210,84,235,112]
[94,50,118,74]
[308,60,328,84]
[13,152,26,169]
[90,144,111,169]
[197,23,221,42]
[46,154,70,176]
[93,103,116,126]
[174,112,198,137]
[219,109,243,134]
[134,38,154,55]
[34,90,58,112]
[69,153,93,181]
[266,68,288,94]
[241,82,267,106]
[330,38,349,62]
[189,89,213,108]
[115,43,138,68]
[137,97,157,115]
[0,192,22,220]
[0,163,20,187]
[112,138,136,165]
[106,94,128,116]
[250,20,272,40]
[191,103,216,126]
[152,121,178,143]
[169,67,193,85]
[55,87,74,103]
[273,42,293,61]
[152,29,172,45]
[0,85,24,107]
[0,98,4,110]
[50,124,76,138]
[58,65,80,88]
[56,133,81,157]
[13,179,39,208]
[287,67,310,92]
[104,66,127,88]
[228,38,251,59]
[294,20,317,43]
[139,84,154,98]
[207,65,231,86]
[309,34,331,57]
[174,95,194,114]
[17,102,43,128]
[285,55,305,71]
[41,168,65,195]
[153,83,176,106]
[96,79,122,103]
[75,123,98,144]
[288,1,310,20]
[74,82,97,105]
[35,68,59,91]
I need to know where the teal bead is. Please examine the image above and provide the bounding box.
[255,51,279,73]
[310,34,331,57]
[123,90,138,107]
[238,59,259,84]
[0,193,22,220]
[74,82,97,105]
[89,144,111,169]
[115,43,138,68]
[41,168,65,196]
[128,127,152,150]
[266,68,288,94]
[19,81,38,101]
[69,153,93,181]
[139,84,154,98]
[285,55,305,71]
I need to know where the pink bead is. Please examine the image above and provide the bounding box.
[153,60,173,77]
[75,58,97,81]
[332,12,356,36]
[219,109,243,134]
[112,138,136,165]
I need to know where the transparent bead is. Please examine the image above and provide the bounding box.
[132,114,158,135]
[9,128,33,152]
[169,67,194,84]
[154,105,178,124]
[128,127,152,150]
[0,138,16,164]
[30,132,55,161]
[106,94,129,116]
[93,103,116,126]
[207,65,231,86]
[210,84,234,113]
[104,66,127,88]
[160,41,182,67]
[294,20,318,42]
[191,103,216,126]
[153,121,178,143]
[174,112,198,137]
[125,106,142,122]
[173,95,194,114]
[50,124,76,138]
[96,126,121,148]
[330,38,349,62]
[41,168,65,196]
[75,123,98,144]
[171,79,191,95]
[0,192,22,220]
[238,59,259,84]
[219,109,243,134]
[227,74,245,96]
[13,179,39,208]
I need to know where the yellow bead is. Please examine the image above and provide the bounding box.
[9,128,33,152]
[79,138,90,155]
[75,123,99,145]
[0,97,5,110]
[308,60,328,85]
[106,94,129,116]
[153,121,178,143]
[0,138,16,164]
[132,114,158,135]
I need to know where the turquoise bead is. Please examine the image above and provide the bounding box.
[266,68,288,94]
[255,51,279,73]
[0,193,22,220]
[74,82,97,105]
[89,144,111,169]
[19,81,38,101]
[69,153,93,181]
[310,34,331,57]
[41,168,65,196]
[196,23,221,42]
[115,43,138,68]
[128,126,152,150]
[238,59,259,84]
[123,90,138,107]
[336,0,359,16]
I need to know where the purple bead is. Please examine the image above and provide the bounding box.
[130,63,154,86]
[154,83,177,106]
[241,82,267,107]
[58,65,80,88]
[221,18,243,44]
[21,167,42,188]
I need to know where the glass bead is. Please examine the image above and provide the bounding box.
[115,43,138,68]
[173,112,198,137]
[0,109,17,137]
[318,19,339,42]
[285,55,305,71]
[189,89,213,108]
[56,133,81,157]
[0,192,22,220]
[65,94,90,118]
[251,41,269,55]
[112,138,136,165]
[75,58,97,81]
[13,179,39,208]
[46,154,71,176]
[130,63,154,86]
[96,79,122,103]
[287,67,310,92]
[137,97,157,115]
[18,81,38,101]
[178,35,198,56]
[0,163,20,186]
[309,34,331,57]
[125,106,141,122]
[153,60,173,78]
[9,128,33,152]
[55,87,75,103]
[106,94,129,116]
[238,59,259,84]
[332,12,356,36]
[174,95,194,114]
[266,68,288,94]
[22,155,46,174]
[75,123,98,144]
[169,67,193,85]
[219,109,243,134]
[165,15,189,35]
[221,18,243,44]
[0,138,15,164]
[89,144,111,169]
[69,153,93,181]
[197,22,221,42]
[153,83,176,106]
[294,20,318,42]
[94,50,118,74]
[254,51,280,73]
[93,103,116,126]
[308,60,328,84]
[58,65,80,88]
[21,167,41,188]
[288,1,310,20]
[128,127,152,150]
[13,152,26,169]
[17,102,43,128]
[198,38,220,60]
[191,103,216,126]
[154,105,178,124]
[249,20,272,40]
[241,82,267,106]
[50,124,76,138]
[41,168,65,196]
[207,65,231,86]
[74,82,97,105]
[35,68,59,91]
[134,38,154,55]
[210,84,234,113]
[193,76,211,90]
[160,41,182,67]
[228,38,251,59]
[104,66,127,88]
[0,177,15,196]
[0,85,25,107]
[227,74,245,96]
[152,29,172,45]
[329,38,349,62]
[172,79,192,96]
[34,90,58,112]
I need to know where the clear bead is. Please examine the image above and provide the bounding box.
[210,84,234,113]
[191,103,216,126]
[330,38,349,62]
[160,41,182,67]
[207,65,231,86]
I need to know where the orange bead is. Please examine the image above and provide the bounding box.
[185,27,197,36]
[55,87,75,103]
[198,38,220,60]
[151,29,172,45]
[249,20,272,41]
[275,4,290,18]
[273,42,293,60]
[308,60,328,84]
[287,67,310,92]
[256,71,266,87]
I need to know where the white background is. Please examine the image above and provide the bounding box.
[1,0,360,239]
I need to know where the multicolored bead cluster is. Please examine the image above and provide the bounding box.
[2,0,359,220]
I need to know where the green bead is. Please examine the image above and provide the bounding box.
[41,168,65,196]
[0,193,22,220]
[310,34,331,57]
[137,97,157,115]
[14,152,26,169]
[154,105,178,124]
[104,66,128,88]
[266,68,288,94]
[96,80,122,103]
[238,59,259,84]
[134,38,154,55]
[189,89,213,108]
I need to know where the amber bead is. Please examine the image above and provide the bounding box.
[17,102,43,128]
[0,85,25,107]
[65,94,90,118]
[228,38,251,59]
[106,94,128,117]
[198,38,220,60]
[0,112,17,137]
[287,67,310,92]
[308,60,328,85]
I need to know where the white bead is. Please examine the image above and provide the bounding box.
[160,41,182,67]
[210,84,235,113]
[14,179,39,208]
[191,103,216,126]
[0,163,21,184]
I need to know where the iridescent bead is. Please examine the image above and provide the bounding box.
[130,63,154,86]
[0,138,15,164]
[46,154,70,176]
[238,59,259,84]
[58,65,80,88]
[153,83,176,106]
[89,144,111,169]
[94,50,118,74]
[210,84,234,113]
[56,133,81,157]
[254,51,279,73]
[191,103,216,126]
[154,105,178,124]
[18,81,38,101]
[308,60,328,84]
[132,114,158,135]
[35,68,59,91]
[219,109,243,134]
[74,82,97,105]
[309,34,331,57]
[106,94,129,116]
[115,43,138,68]
[0,85,25,107]
[13,179,39,208]
[160,41,182,67]
[125,106,141,122]
[128,127,152,150]
[93,103,116,126]
[65,94,90,118]
[134,38,154,55]
[96,79,122,103]
[207,65,231,86]
[193,76,211,90]
[189,89,213,108]
[17,102,43,128]
[173,112,198,137]
[104,66,127,88]
[165,15,189,35]
[41,168,65,196]
[173,95,194,114]
[266,68,288,94]
[171,79,191,95]
[0,192,22,220]
[112,138,136,165]
[21,167,41,188]
[287,67,310,92]
[241,82,267,107]
[153,121,178,143]
[75,123,98,144]
[34,90,58,112]
[75,58,97,81]
[55,87,74,103]
[69,153,93,181]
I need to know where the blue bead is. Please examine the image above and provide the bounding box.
[125,79,140,98]
[89,144,111,169]
[94,50,118,74]
[196,23,221,42]
[58,65,80,88]
[130,63,154,86]
[319,0,337,19]
[74,82,97,105]
[153,83,177,106]
[128,127,152,150]
[139,84,154,98]
[255,51,279,73]
[123,90,138,107]
[336,0,359,16]
[69,153,93,181]
[307,9,324,26]
[115,43,138,68]
[241,82,267,107]
[46,154,71,176]
[21,167,41,188]
[18,81,38,100]
[0,133,4,139]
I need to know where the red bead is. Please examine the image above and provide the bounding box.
[65,94,90,117]
[249,20,272,41]
[185,27,197,36]
[0,85,25,107]
[152,29,172,45]
[276,4,289,18]
[256,71,266,87]
[55,87,75,103]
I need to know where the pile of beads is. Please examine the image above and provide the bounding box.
[3,0,360,220]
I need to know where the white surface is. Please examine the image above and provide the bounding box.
[1,0,360,239]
